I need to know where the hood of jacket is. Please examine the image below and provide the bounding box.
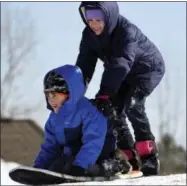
[43,65,85,113]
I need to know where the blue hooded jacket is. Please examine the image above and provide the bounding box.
[76,2,165,96]
[34,65,116,169]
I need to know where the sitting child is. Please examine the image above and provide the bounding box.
[33,64,131,177]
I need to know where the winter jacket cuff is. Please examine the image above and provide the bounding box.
[96,95,110,100]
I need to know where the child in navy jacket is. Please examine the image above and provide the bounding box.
[76,2,165,175]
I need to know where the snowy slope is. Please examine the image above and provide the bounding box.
[60,174,186,185]
[1,159,23,185]
[1,159,186,185]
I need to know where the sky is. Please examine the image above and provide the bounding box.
[1,159,186,185]
[1,2,186,148]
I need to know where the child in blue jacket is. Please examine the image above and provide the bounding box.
[33,64,131,177]
[76,1,165,176]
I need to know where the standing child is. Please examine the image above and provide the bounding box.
[76,2,165,176]
[33,64,131,178]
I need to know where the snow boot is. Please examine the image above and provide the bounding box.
[135,140,160,176]
[120,149,141,171]
[115,149,133,174]
[88,153,132,177]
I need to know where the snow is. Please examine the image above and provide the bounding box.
[61,174,186,185]
[1,159,186,185]
[1,159,23,185]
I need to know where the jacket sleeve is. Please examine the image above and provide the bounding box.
[98,26,137,97]
[33,118,63,169]
[76,28,98,85]
[73,106,107,169]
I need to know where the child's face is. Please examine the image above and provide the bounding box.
[87,18,105,35]
[45,92,69,113]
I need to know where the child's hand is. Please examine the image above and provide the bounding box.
[67,165,86,176]
[90,95,116,118]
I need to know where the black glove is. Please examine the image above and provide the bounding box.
[90,95,116,118]
[66,165,86,177]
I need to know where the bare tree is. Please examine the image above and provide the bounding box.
[157,69,183,139]
[157,72,172,138]
[1,5,41,118]
[156,68,186,175]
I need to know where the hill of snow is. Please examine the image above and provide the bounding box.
[1,159,186,185]
[60,174,186,185]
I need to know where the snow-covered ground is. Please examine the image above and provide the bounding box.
[1,159,23,185]
[61,174,186,185]
[1,159,186,185]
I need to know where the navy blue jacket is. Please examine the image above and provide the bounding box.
[76,2,165,96]
[34,65,116,169]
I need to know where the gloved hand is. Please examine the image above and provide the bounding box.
[90,95,116,118]
[65,165,86,177]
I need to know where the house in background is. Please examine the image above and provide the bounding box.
[1,118,44,166]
